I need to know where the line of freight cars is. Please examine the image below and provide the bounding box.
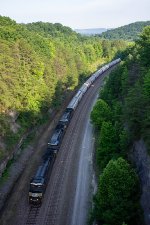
[29,58,121,205]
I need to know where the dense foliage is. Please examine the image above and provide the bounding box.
[99,21,150,40]
[0,16,128,161]
[90,26,150,224]
[94,158,141,225]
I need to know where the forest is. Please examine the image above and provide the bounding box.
[90,26,150,225]
[0,14,150,225]
[99,21,150,40]
[0,16,128,162]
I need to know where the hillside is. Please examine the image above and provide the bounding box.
[0,16,128,164]
[99,21,150,40]
[90,26,150,225]
[24,21,77,38]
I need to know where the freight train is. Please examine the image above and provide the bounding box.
[28,58,121,205]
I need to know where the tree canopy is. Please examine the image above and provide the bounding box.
[0,16,128,160]
[94,158,141,225]
[90,26,150,225]
[90,99,112,129]
[99,21,150,40]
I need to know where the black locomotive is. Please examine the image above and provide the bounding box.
[29,58,121,205]
[29,156,53,204]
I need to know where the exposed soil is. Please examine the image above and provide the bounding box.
[131,140,150,225]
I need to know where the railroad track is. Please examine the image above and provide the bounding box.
[36,73,107,225]
[26,206,40,225]
[24,90,90,225]
[24,67,115,225]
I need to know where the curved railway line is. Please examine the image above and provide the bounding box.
[29,68,116,225]
[0,62,120,225]
[26,72,102,225]
[38,76,102,225]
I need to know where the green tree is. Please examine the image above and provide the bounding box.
[141,70,150,146]
[0,15,128,160]
[96,121,119,169]
[94,158,141,225]
[90,99,112,129]
[143,69,150,100]
[124,82,144,139]
[100,65,123,104]
[102,40,112,58]
[137,26,150,67]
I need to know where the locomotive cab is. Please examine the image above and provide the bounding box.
[29,159,50,205]
[29,178,45,204]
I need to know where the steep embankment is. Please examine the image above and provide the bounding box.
[90,26,150,225]
[0,16,128,173]
[131,140,150,225]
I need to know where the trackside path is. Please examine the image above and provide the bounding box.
[70,99,97,225]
